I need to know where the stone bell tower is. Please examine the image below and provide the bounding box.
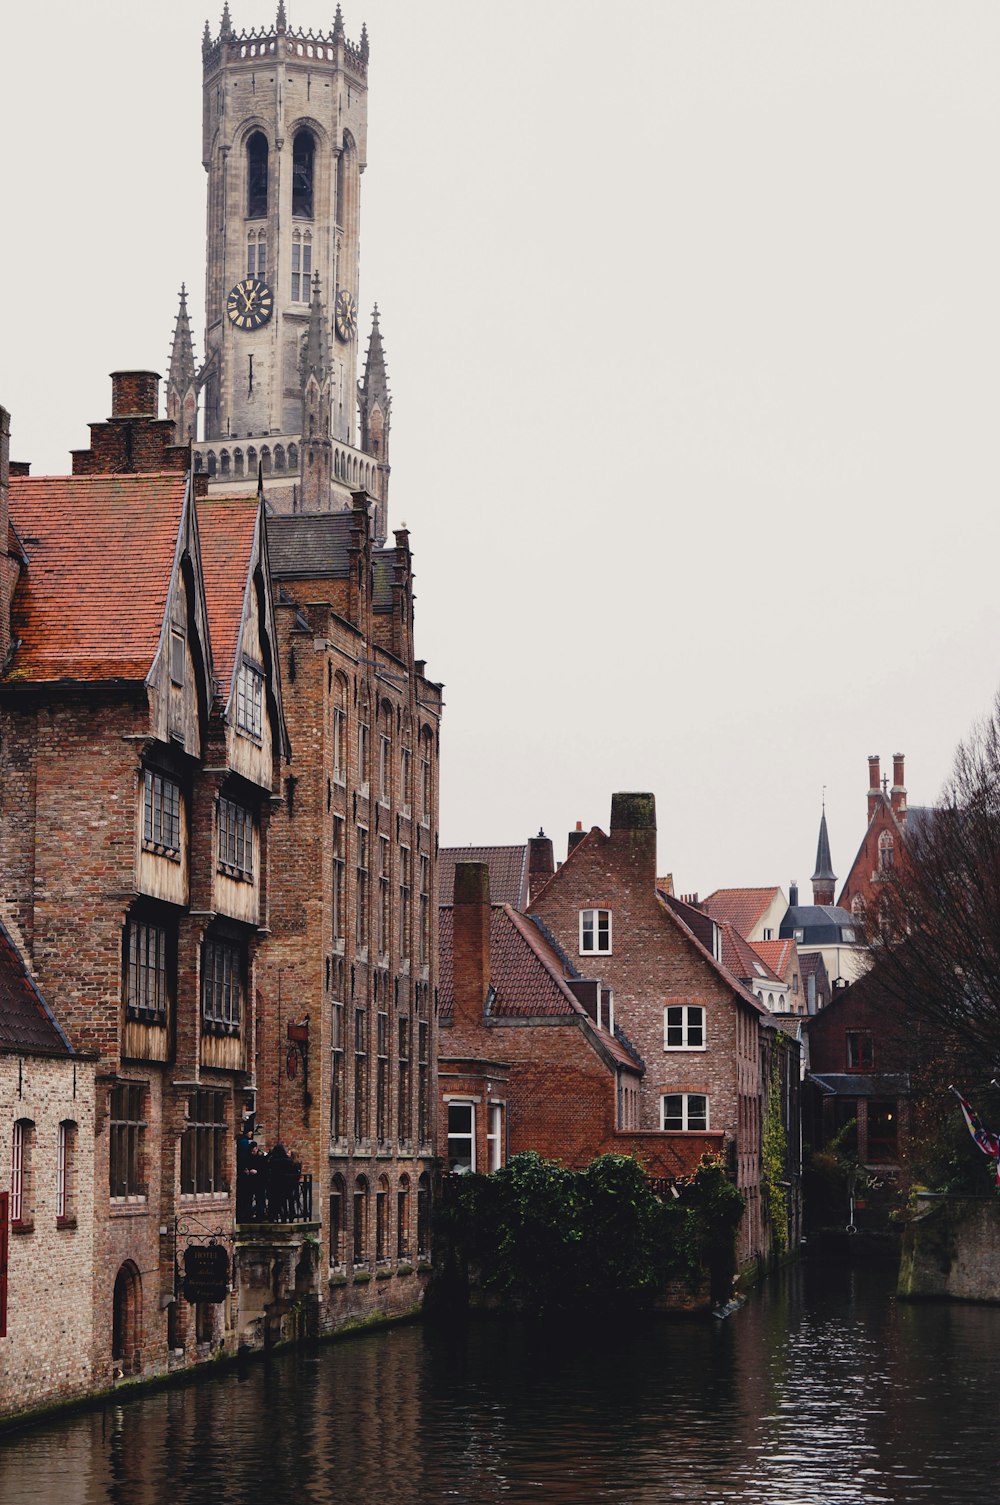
[182,4,388,530]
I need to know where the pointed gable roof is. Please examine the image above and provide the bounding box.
[439,844,530,908]
[0,915,72,1056]
[701,886,783,938]
[196,493,259,693]
[6,473,191,684]
[751,938,795,978]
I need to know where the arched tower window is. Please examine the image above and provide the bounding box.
[247,132,269,219]
[292,128,315,218]
[878,831,894,871]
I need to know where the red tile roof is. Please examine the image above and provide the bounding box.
[6,474,188,684]
[439,845,529,908]
[722,923,783,986]
[438,904,639,1071]
[751,938,795,978]
[196,495,258,693]
[702,886,782,937]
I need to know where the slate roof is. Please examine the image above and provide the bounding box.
[780,904,859,944]
[438,904,640,1070]
[0,917,72,1056]
[702,887,782,937]
[372,549,394,612]
[809,1072,910,1097]
[266,511,354,579]
[439,844,529,908]
[197,495,258,692]
[6,474,188,683]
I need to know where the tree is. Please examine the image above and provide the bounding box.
[865,691,1000,1071]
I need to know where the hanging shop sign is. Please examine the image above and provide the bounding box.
[182,1243,230,1305]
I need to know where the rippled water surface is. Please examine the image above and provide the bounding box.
[4,1261,1000,1504]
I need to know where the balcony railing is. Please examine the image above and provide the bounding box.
[237,1168,313,1226]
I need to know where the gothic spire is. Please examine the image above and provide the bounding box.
[360,22,369,62]
[300,273,331,386]
[359,304,390,407]
[168,285,197,392]
[220,2,232,37]
[333,4,345,41]
[202,17,212,54]
[276,0,287,32]
[810,802,837,907]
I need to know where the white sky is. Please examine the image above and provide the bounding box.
[3,2,1000,898]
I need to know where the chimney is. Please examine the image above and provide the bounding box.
[609,792,656,879]
[868,755,882,821]
[0,406,9,669]
[527,829,554,903]
[111,370,160,417]
[567,820,586,856]
[72,371,189,478]
[891,752,907,822]
[789,880,799,907]
[452,862,491,1033]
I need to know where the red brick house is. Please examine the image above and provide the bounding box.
[838,753,931,920]
[0,374,286,1388]
[527,793,779,1274]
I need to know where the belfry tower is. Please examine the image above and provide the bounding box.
[175,4,389,528]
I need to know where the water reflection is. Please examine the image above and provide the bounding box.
[4,1263,1000,1504]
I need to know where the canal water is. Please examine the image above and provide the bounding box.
[3,1260,1000,1504]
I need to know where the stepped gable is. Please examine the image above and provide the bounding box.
[6,473,189,683]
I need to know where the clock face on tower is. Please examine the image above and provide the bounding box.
[227,277,275,331]
[335,289,358,343]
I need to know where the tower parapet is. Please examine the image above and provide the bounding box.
[202,6,369,78]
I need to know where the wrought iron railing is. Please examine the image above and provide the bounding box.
[237,1170,313,1225]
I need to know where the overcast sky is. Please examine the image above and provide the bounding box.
[3,2,1000,897]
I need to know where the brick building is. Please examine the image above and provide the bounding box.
[0,374,286,1393]
[837,753,932,922]
[0,908,96,1421]
[526,793,787,1274]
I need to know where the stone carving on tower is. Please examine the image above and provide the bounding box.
[357,303,391,546]
[165,285,199,445]
[173,4,387,520]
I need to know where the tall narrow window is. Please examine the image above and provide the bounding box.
[358,715,370,794]
[202,939,242,1035]
[378,837,390,957]
[218,798,254,879]
[400,743,413,813]
[170,628,185,687]
[417,1171,431,1260]
[331,991,345,1139]
[353,1176,368,1264]
[397,1012,411,1141]
[417,1012,429,1145]
[247,131,268,218]
[11,1120,34,1226]
[447,1102,475,1174]
[236,663,264,740]
[181,1091,228,1195]
[332,816,346,943]
[378,706,392,803]
[354,1007,368,1140]
[292,128,315,218]
[419,734,432,825]
[356,828,369,949]
[397,1175,411,1260]
[333,675,348,783]
[291,230,313,302]
[418,856,430,967]
[57,1120,78,1224]
[376,1008,389,1143]
[376,1176,389,1262]
[399,846,411,958]
[143,769,181,854]
[329,1176,345,1267]
[125,918,170,1024]
[487,1103,503,1172]
[110,1086,146,1198]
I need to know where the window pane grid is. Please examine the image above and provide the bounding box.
[218,798,253,878]
[127,921,168,1022]
[202,941,241,1034]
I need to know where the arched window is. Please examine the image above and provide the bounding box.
[333,672,349,784]
[246,445,257,475]
[274,444,285,472]
[417,1171,431,1260]
[852,893,866,919]
[329,1174,346,1268]
[112,1261,142,1373]
[378,701,393,804]
[878,831,894,871]
[233,448,244,478]
[397,1174,411,1261]
[194,451,204,474]
[220,449,230,477]
[337,131,357,236]
[260,445,272,476]
[247,131,268,219]
[353,1176,369,1264]
[376,1175,390,1262]
[288,442,298,471]
[292,128,315,218]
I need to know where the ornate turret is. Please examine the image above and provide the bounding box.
[358,304,391,543]
[811,802,837,907]
[299,274,334,511]
[165,285,199,445]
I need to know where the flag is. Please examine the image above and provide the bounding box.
[951,1086,1000,1184]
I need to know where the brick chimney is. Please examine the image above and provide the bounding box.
[527,829,554,903]
[567,820,587,857]
[867,755,882,822]
[609,792,657,880]
[71,371,191,478]
[452,862,492,1034]
[890,753,907,822]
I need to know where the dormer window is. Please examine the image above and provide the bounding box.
[236,662,264,741]
[580,908,611,955]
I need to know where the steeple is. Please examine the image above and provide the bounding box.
[358,304,391,543]
[811,800,837,907]
[165,284,199,445]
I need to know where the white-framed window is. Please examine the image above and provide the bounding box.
[664,1004,706,1050]
[579,908,611,955]
[661,1093,709,1131]
[447,1101,475,1174]
[236,663,264,740]
[486,1103,503,1172]
[11,1119,33,1225]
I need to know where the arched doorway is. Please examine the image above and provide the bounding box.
[112,1260,142,1375]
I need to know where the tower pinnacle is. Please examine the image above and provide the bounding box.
[810,803,837,907]
[166,285,199,444]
